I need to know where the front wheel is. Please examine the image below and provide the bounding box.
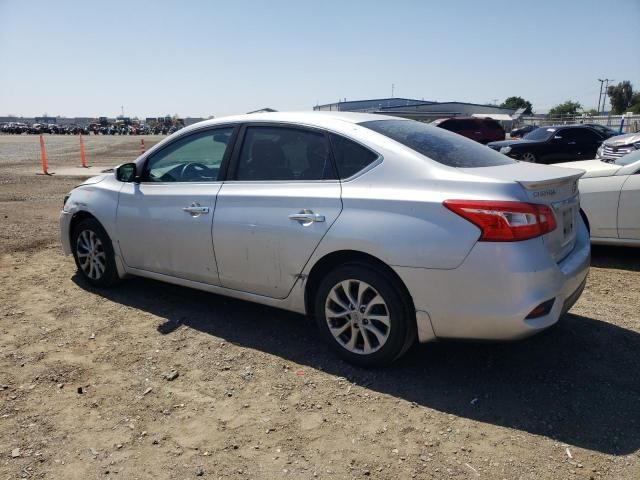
[314,263,415,367]
[71,218,120,287]
[520,151,537,163]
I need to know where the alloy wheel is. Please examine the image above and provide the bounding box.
[76,229,106,280]
[521,152,536,163]
[324,279,391,355]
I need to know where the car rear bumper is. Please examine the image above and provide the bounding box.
[394,218,590,342]
[60,210,73,255]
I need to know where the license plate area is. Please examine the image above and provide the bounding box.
[553,195,579,248]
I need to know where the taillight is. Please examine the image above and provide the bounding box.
[443,200,557,242]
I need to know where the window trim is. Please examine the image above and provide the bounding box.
[138,124,240,184]
[225,122,340,183]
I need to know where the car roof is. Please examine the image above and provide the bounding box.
[181,111,400,133]
[541,124,596,129]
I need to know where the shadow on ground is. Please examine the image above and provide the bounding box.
[591,245,640,272]
[75,262,640,456]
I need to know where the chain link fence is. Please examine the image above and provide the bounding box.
[519,114,640,133]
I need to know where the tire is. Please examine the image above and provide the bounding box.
[314,262,416,367]
[71,218,120,288]
[520,151,537,163]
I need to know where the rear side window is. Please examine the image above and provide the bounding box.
[329,133,379,179]
[235,126,336,181]
[573,128,600,142]
[361,119,516,168]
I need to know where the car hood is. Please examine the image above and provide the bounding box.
[487,139,542,148]
[604,132,640,146]
[78,174,109,186]
[551,159,621,178]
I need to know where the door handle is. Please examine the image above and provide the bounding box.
[288,210,325,224]
[182,202,210,216]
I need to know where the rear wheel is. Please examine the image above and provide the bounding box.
[72,218,120,287]
[521,151,537,163]
[314,263,415,367]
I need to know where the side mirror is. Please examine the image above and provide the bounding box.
[116,163,138,182]
[553,135,563,141]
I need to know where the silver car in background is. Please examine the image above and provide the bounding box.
[60,112,590,366]
[597,132,640,162]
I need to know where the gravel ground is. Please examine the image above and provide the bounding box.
[1,135,639,479]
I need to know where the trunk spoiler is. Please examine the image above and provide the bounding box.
[516,169,584,190]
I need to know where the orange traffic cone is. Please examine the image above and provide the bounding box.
[79,134,88,168]
[37,134,52,175]
[140,138,145,155]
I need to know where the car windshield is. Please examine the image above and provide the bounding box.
[360,119,515,168]
[613,150,640,166]
[523,127,556,141]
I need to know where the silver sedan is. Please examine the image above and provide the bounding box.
[60,112,590,366]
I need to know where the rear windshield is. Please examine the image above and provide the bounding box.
[360,119,515,168]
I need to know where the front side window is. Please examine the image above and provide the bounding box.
[361,119,515,168]
[235,126,335,181]
[555,128,580,142]
[143,127,234,182]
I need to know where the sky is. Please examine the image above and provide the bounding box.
[1,0,639,118]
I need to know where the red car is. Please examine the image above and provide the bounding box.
[432,117,505,144]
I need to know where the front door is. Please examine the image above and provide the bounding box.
[116,126,236,284]
[213,125,342,298]
[618,173,640,240]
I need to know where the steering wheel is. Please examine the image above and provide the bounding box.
[180,162,210,181]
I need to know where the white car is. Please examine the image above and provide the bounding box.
[557,150,640,246]
[60,112,590,366]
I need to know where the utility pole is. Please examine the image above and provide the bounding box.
[597,78,613,113]
[391,83,395,97]
[602,79,613,113]
[597,79,604,113]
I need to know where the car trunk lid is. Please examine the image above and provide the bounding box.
[460,163,585,262]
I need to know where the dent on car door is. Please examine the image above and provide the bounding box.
[212,125,343,299]
[618,173,640,239]
[116,126,236,284]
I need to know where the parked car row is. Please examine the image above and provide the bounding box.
[0,122,89,135]
[0,122,183,136]
[60,112,590,367]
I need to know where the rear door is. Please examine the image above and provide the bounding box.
[573,128,603,160]
[546,128,582,162]
[212,124,342,298]
[618,172,640,239]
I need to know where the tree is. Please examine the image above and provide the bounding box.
[500,96,533,114]
[547,101,582,118]
[630,93,640,114]
[607,81,634,114]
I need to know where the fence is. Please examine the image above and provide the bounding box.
[519,114,640,133]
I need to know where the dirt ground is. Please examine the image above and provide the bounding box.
[1,134,639,480]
